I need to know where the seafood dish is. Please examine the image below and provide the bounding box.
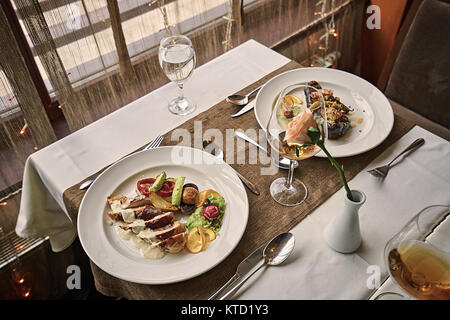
[305,80,352,139]
[278,80,352,140]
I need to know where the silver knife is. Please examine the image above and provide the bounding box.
[231,99,256,118]
[208,242,265,300]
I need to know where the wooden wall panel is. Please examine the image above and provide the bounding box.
[360,0,408,85]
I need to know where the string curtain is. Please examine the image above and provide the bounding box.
[0,3,57,229]
[14,0,364,130]
[0,0,364,232]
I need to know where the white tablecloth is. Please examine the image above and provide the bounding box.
[15,40,450,300]
[15,40,290,252]
[236,125,450,300]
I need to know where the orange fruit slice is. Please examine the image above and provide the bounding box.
[195,189,222,208]
[201,227,216,242]
[282,94,302,107]
[186,227,205,253]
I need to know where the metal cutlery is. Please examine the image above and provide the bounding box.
[234,131,297,170]
[367,138,425,178]
[231,99,256,118]
[226,85,262,106]
[208,243,265,300]
[79,135,164,190]
[209,232,295,300]
[202,139,260,195]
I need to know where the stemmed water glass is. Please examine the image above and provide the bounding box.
[159,34,196,115]
[266,84,327,206]
[382,205,450,300]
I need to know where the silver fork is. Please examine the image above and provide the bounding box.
[367,138,425,178]
[79,135,164,190]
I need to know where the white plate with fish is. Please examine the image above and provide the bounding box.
[254,67,394,157]
[78,146,248,284]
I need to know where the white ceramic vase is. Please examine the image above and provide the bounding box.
[323,190,366,254]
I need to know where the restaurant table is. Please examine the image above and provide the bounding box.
[16,39,291,252]
[15,40,450,299]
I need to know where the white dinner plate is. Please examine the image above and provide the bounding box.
[78,146,249,284]
[254,67,394,157]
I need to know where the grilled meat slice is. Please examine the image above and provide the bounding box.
[126,195,152,209]
[106,206,145,222]
[110,208,174,231]
[107,195,162,222]
[129,221,186,241]
[107,194,152,210]
[107,194,129,208]
[154,221,186,241]
[157,232,187,254]
[145,212,174,229]
[135,205,162,220]
[107,211,123,222]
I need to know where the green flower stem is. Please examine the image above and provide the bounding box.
[317,140,354,202]
[307,127,354,202]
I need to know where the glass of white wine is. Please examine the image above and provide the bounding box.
[266,83,327,206]
[383,205,450,300]
[159,34,196,115]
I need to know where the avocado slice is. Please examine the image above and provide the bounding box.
[171,176,185,206]
[150,171,166,192]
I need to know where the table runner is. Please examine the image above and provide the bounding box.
[63,61,414,299]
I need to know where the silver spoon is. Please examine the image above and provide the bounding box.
[235,131,298,170]
[216,232,296,300]
[226,85,262,106]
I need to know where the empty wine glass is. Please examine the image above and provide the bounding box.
[159,34,196,115]
[383,205,450,300]
[266,84,327,206]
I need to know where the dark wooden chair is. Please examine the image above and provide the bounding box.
[378,0,450,140]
